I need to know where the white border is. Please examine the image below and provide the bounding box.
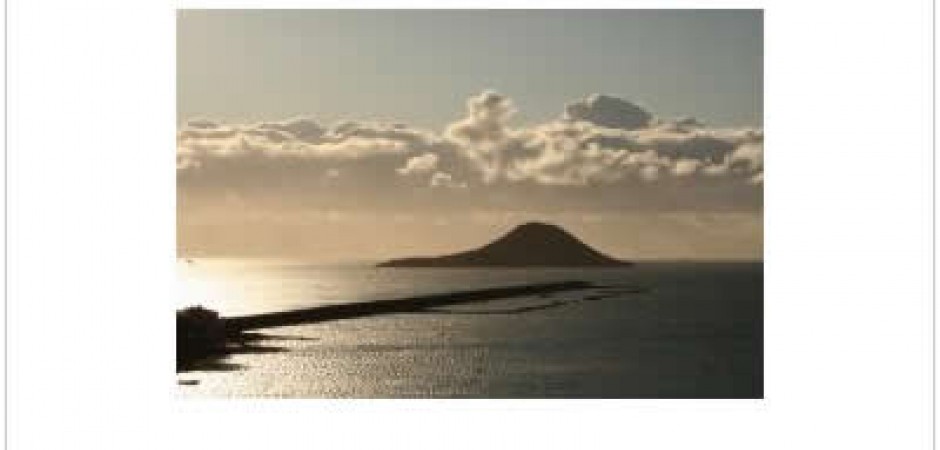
[6,1,935,449]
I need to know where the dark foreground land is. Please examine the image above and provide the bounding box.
[177,281,595,371]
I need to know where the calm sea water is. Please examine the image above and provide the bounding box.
[177,260,762,398]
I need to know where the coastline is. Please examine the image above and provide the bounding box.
[177,280,596,372]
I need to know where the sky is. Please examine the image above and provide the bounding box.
[177,10,763,261]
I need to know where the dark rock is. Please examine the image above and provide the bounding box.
[176,306,226,371]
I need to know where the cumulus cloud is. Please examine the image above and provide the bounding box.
[330,121,442,151]
[446,90,516,144]
[639,165,661,182]
[429,172,467,189]
[728,142,764,173]
[443,90,527,183]
[434,92,763,187]
[249,117,326,143]
[672,159,702,177]
[397,152,440,175]
[176,118,438,169]
[563,94,652,130]
[178,90,762,196]
[185,119,222,129]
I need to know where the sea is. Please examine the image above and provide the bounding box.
[176,259,763,398]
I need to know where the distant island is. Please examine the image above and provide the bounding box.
[377,222,632,268]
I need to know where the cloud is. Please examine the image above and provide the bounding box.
[253,117,325,142]
[701,163,730,177]
[728,141,764,173]
[563,94,653,130]
[176,155,201,170]
[397,152,440,175]
[176,119,436,167]
[435,91,763,187]
[444,90,526,183]
[178,90,762,211]
[430,172,467,189]
[179,91,762,188]
[672,159,702,177]
[185,119,222,129]
[639,165,661,182]
[445,90,516,144]
[299,137,410,158]
[330,121,442,151]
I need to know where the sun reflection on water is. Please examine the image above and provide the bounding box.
[176,258,350,316]
[176,258,282,316]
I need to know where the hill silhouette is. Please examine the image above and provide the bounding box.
[377,222,632,267]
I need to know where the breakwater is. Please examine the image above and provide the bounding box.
[223,280,593,331]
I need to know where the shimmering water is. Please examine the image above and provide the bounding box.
[177,260,762,398]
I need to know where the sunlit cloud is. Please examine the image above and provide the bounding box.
[396,152,440,176]
[563,94,652,130]
[429,172,468,189]
[178,90,762,209]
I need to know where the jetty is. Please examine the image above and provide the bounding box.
[178,280,594,371]
[224,280,593,331]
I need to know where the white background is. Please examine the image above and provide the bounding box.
[4,0,934,449]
